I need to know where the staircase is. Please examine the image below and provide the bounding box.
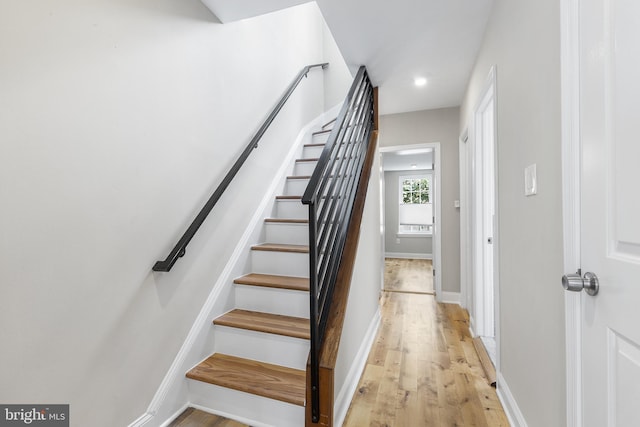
[184,124,333,426]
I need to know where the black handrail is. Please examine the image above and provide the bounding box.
[153,63,328,272]
[302,66,374,423]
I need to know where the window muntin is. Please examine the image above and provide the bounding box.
[398,174,432,236]
[401,177,430,204]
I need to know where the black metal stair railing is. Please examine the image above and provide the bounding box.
[153,63,328,272]
[302,66,374,423]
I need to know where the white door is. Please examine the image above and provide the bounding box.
[472,68,496,339]
[574,0,640,425]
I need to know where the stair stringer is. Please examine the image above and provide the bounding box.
[129,104,342,427]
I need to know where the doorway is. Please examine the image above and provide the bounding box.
[466,67,498,366]
[379,143,442,300]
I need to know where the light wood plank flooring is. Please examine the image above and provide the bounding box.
[384,258,434,294]
[341,292,509,426]
[170,258,508,426]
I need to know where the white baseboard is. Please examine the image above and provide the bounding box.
[439,291,461,305]
[496,372,528,427]
[129,413,154,427]
[468,315,477,338]
[158,401,278,427]
[158,404,190,427]
[186,403,276,427]
[385,252,432,260]
[334,309,381,427]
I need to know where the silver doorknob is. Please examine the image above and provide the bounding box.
[562,272,599,296]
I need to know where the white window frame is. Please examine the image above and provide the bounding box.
[398,174,433,236]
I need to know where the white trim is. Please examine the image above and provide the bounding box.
[489,65,503,389]
[334,309,381,427]
[158,404,190,427]
[185,404,275,427]
[496,372,529,427]
[396,232,433,238]
[128,106,342,427]
[560,0,582,425]
[471,65,498,339]
[459,128,471,311]
[440,291,461,305]
[468,320,477,339]
[128,413,154,427]
[384,252,432,260]
[468,66,501,377]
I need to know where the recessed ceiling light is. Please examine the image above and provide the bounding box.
[411,164,417,169]
[414,77,427,87]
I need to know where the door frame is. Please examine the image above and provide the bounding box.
[467,66,499,350]
[560,0,581,425]
[379,142,442,299]
[459,129,472,312]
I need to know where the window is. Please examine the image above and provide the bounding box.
[398,174,433,235]
[401,177,430,204]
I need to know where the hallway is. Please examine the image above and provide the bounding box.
[384,258,434,294]
[341,260,509,426]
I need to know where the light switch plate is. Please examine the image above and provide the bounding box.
[525,164,537,196]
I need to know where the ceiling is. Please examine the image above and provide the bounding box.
[201,0,494,115]
[382,149,433,172]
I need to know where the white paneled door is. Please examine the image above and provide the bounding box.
[577,0,640,425]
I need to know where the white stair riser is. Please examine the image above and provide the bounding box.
[251,250,309,277]
[294,161,317,176]
[307,142,350,158]
[276,200,307,219]
[235,285,310,318]
[312,132,331,143]
[214,326,309,370]
[265,222,308,245]
[303,145,325,158]
[188,380,305,427]
[284,179,310,196]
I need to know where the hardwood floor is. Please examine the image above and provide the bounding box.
[170,258,508,426]
[342,292,509,426]
[384,258,434,294]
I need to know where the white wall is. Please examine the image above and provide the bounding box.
[379,107,460,293]
[334,143,382,424]
[0,2,344,426]
[384,170,433,257]
[459,0,566,425]
[322,18,353,109]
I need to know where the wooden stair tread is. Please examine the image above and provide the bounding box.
[303,143,325,148]
[186,353,306,406]
[287,175,312,180]
[214,309,310,339]
[234,273,309,291]
[251,243,309,253]
[295,158,319,163]
[265,218,308,224]
[312,129,332,136]
[276,195,302,200]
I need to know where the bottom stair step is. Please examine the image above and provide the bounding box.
[186,353,306,406]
